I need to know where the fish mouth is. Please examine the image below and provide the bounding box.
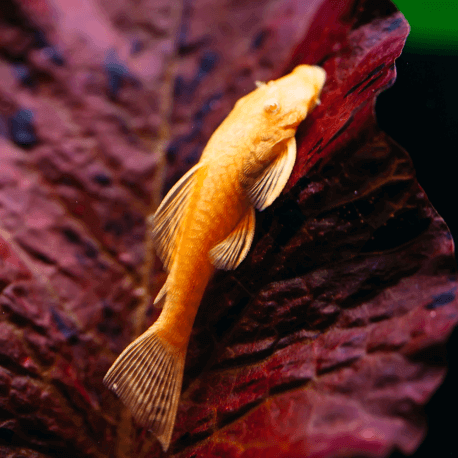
[284,124,298,130]
[283,120,302,131]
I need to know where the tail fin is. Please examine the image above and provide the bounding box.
[103,328,185,451]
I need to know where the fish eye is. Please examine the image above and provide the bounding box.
[264,99,280,114]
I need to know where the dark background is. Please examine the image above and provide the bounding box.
[376,48,458,457]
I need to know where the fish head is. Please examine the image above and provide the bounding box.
[260,65,326,134]
[232,65,325,135]
[229,64,325,168]
[231,64,325,154]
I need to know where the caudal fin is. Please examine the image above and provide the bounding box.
[103,328,185,451]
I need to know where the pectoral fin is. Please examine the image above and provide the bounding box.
[209,206,255,270]
[246,136,296,211]
[152,163,202,271]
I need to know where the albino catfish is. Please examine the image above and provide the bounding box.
[104,64,326,451]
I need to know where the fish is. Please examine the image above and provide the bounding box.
[104,64,326,451]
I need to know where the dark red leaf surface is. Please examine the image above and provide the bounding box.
[0,0,456,457]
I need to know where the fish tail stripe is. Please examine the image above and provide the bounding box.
[162,374,179,441]
[103,329,185,452]
[134,341,167,407]
[160,370,178,436]
[123,338,164,409]
[104,334,151,390]
[107,340,151,400]
[149,356,174,430]
[121,337,166,415]
[139,350,172,425]
[155,358,184,447]
[140,344,169,404]
[112,335,158,397]
[133,359,166,426]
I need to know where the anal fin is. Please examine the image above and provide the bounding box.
[209,206,255,270]
[154,278,168,304]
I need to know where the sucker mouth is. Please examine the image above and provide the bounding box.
[283,122,300,130]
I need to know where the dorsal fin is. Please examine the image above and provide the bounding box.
[209,207,255,270]
[245,136,296,211]
[152,163,202,271]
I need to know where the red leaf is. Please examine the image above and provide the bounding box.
[0,0,456,457]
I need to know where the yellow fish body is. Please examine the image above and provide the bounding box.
[104,64,326,451]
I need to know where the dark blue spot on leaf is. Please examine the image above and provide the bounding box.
[93,173,112,186]
[131,39,144,55]
[194,92,223,121]
[62,228,81,244]
[9,109,37,148]
[13,64,35,87]
[251,29,271,51]
[196,51,219,79]
[104,49,129,98]
[174,75,198,99]
[33,30,48,48]
[85,242,98,259]
[185,148,201,165]
[426,288,456,309]
[42,46,65,66]
[383,17,402,32]
[104,220,123,237]
[51,307,78,343]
